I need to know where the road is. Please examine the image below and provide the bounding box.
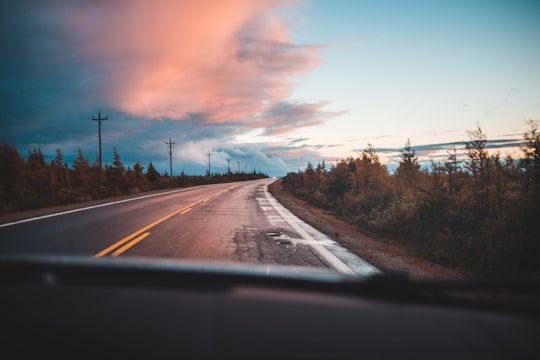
[0,178,379,276]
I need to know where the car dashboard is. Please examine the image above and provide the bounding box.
[1,255,539,359]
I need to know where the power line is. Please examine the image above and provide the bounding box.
[166,138,175,186]
[92,110,108,169]
[206,151,213,175]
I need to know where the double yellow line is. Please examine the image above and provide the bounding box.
[94,188,229,257]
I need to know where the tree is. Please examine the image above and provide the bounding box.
[304,162,316,192]
[326,160,353,204]
[361,143,379,164]
[71,148,92,201]
[464,123,490,210]
[355,144,391,214]
[358,143,380,189]
[26,147,52,208]
[126,161,149,193]
[145,161,162,187]
[0,142,28,211]
[105,147,128,195]
[444,145,462,194]
[521,119,540,205]
[395,138,420,190]
[50,148,72,203]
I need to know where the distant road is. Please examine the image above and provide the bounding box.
[0,178,379,275]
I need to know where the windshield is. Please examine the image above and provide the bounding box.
[1,0,539,287]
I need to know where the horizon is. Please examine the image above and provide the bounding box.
[1,0,538,177]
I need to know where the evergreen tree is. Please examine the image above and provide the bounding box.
[444,145,462,194]
[465,123,490,211]
[105,147,128,195]
[145,160,162,188]
[26,146,52,208]
[0,142,28,211]
[127,161,150,193]
[50,148,72,203]
[71,148,92,201]
[395,138,420,191]
[521,119,540,206]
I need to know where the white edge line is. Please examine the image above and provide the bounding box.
[0,186,206,228]
[264,184,356,275]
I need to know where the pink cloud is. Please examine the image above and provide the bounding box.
[62,0,320,124]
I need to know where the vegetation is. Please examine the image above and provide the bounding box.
[280,122,540,279]
[0,143,267,213]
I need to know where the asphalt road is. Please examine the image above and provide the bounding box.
[0,178,379,275]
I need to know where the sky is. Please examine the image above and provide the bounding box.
[1,0,539,177]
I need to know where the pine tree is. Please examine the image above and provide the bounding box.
[0,142,28,211]
[72,148,92,201]
[521,119,540,206]
[105,147,128,196]
[26,146,52,208]
[395,138,420,191]
[146,161,161,184]
[50,148,72,203]
[465,123,490,211]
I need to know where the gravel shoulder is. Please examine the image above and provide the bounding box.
[268,179,469,280]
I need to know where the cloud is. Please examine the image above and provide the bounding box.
[0,0,346,177]
[52,0,321,124]
[287,137,310,144]
[253,100,346,135]
[352,138,527,170]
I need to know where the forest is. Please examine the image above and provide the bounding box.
[280,121,540,279]
[0,144,267,213]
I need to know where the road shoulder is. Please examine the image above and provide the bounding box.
[268,179,468,280]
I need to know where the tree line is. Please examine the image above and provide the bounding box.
[0,144,267,213]
[280,121,540,279]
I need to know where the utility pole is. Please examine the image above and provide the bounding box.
[206,151,213,175]
[92,110,108,169]
[166,138,175,186]
[226,157,231,173]
[237,161,241,173]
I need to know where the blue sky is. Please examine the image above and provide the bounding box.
[286,0,540,168]
[1,0,539,176]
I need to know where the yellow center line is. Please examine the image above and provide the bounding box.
[94,187,232,257]
[111,232,150,256]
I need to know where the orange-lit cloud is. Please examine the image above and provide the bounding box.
[63,0,320,127]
